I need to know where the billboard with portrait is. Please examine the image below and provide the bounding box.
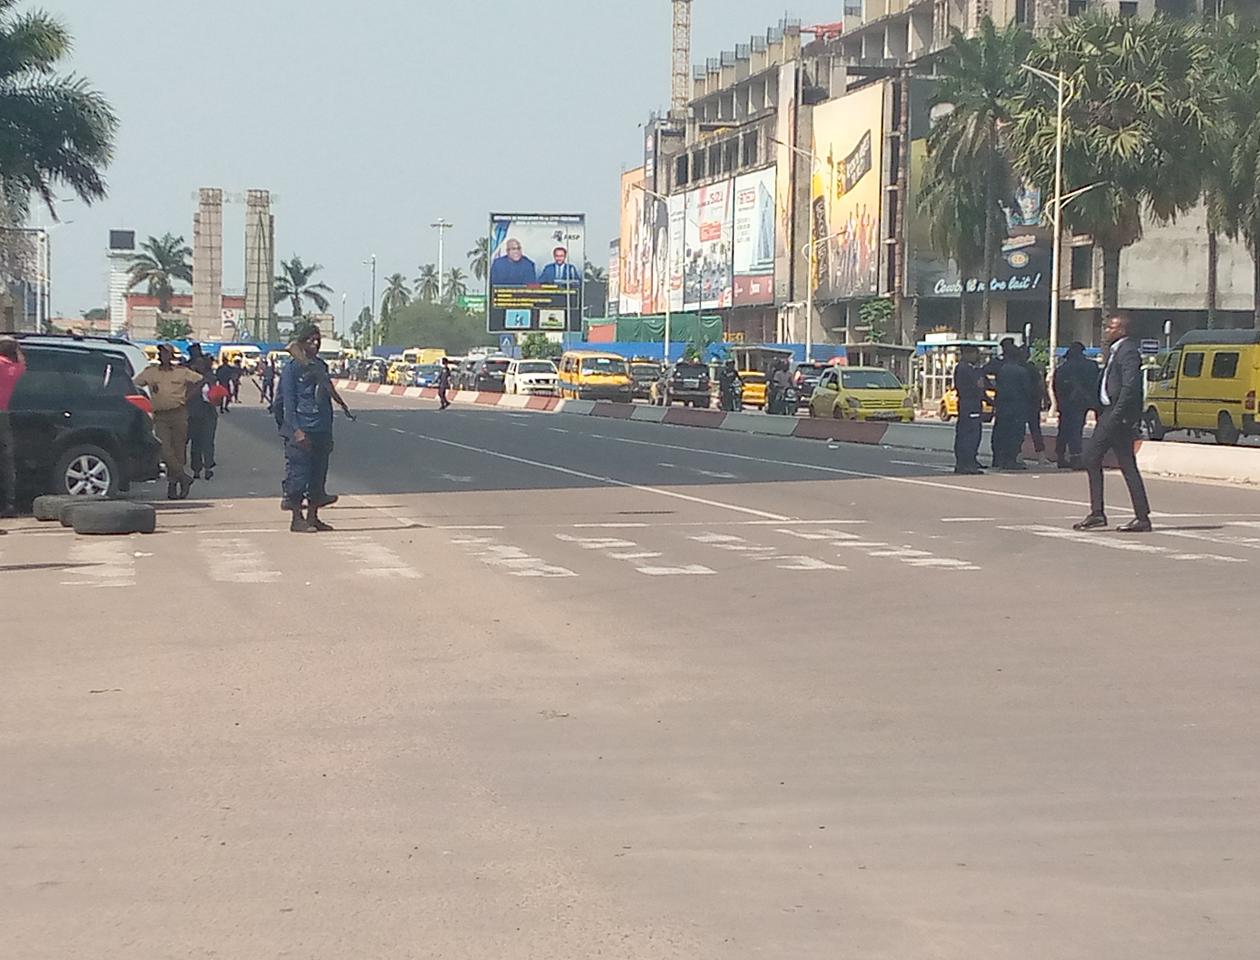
[487,213,585,333]
[733,167,776,306]
[667,192,686,313]
[774,62,797,305]
[684,180,734,311]
[619,168,646,315]
[811,83,885,300]
[607,239,620,317]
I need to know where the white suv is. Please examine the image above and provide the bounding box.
[505,359,559,396]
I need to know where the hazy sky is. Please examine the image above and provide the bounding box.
[45,1,845,328]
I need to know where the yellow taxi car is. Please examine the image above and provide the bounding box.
[939,385,995,421]
[808,366,914,422]
[386,360,412,386]
[557,351,634,402]
[737,370,768,409]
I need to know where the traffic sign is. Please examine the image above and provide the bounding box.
[1139,338,1161,356]
[499,334,518,358]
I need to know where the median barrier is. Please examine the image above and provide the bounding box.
[591,402,636,419]
[720,412,798,436]
[630,405,669,423]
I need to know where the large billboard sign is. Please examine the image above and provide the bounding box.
[619,168,646,316]
[684,180,734,310]
[811,83,885,300]
[733,167,776,306]
[487,213,585,333]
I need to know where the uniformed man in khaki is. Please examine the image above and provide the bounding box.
[133,344,202,499]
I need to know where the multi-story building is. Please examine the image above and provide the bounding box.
[617,5,1250,351]
[124,292,247,342]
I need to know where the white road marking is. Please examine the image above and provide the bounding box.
[904,558,982,570]
[438,525,505,531]
[834,541,890,548]
[1156,529,1260,551]
[868,548,933,558]
[474,544,577,578]
[573,522,649,529]
[940,517,998,523]
[773,555,847,571]
[1000,525,1165,554]
[554,535,638,550]
[547,427,569,433]
[608,551,663,560]
[691,468,738,479]
[198,537,282,583]
[391,427,407,434]
[636,564,716,576]
[60,540,136,589]
[689,532,746,544]
[328,538,422,579]
[440,474,474,483]
[776,528,862,541]
[400,431,792,521]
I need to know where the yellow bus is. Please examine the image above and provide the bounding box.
[557,351,634,402]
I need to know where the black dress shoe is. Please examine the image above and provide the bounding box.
[954,466,984,475]
[1115,518,1153,533]
[1073,514,1108,531]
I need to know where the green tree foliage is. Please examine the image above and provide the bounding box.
[0,1,117,220]
[383,299,492,355]
[415,263,439,303]
[922,20,1033,338]
[1006,13,1218,311]
[443,267,468,304]
[350,305,371,349]
[156,316,192,340]
[466,237,488,282]
[858,298,894,343]
[127,233,192,313]
[274,256,333,317]
[520,332,561,359]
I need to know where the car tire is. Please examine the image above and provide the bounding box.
[1216,411,1240,446]
[32,493,107,522]
[68,501,157,536]
[1144,407,1166,441]
[939,403,952,422]
[52,444,121,499]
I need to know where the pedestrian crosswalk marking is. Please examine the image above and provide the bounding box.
[554,535,638,550]
[555,533,713,577]
[772,555,847,571]
[608,551,662,560]
[328,538,422,579]
[60,541,136,588]
[199,537,282,583]
[1001,524,1165,554]
[451,536,577,578]
[637,564,715,577]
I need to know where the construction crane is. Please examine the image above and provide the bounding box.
[670,0,691,122]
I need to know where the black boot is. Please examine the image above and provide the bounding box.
[290,507,314,533]
[307,506,333,532]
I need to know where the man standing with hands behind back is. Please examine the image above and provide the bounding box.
[133,343,201,500]
[1074,313,1151,533]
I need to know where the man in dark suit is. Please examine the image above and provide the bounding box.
[1074,313,1151,532]
[1053,341,1099,470]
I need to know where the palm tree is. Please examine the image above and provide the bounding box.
[918,168,988,335]
[584,264,607,283]
[381,272,411,316]
[922,19,1032,338]
[415,263,440,303]
[0,2,117,220]
[274,255,333,317]
[1006,13,1218,313]
[467,237,489,282]
[126,233,192,313]
[443,267,468,304]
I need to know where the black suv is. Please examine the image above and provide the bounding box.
[469,356,510,392]
[10,342,161,500]
[651,361,711,408]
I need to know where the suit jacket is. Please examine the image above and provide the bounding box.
[1101,337,1143,424]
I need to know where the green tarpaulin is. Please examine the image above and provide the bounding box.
[584,315,723,344]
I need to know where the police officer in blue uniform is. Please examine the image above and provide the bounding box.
[953,343,987,474]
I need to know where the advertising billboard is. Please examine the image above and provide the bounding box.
[684,180,734,310]
[733,167,776,306]
[667,192,686,313]
[774,62,797,305]
[905,80,1051,300]
[811,82,885,300]
[619,168,646,315]
[607,239,620,317]
[487,213,585,333]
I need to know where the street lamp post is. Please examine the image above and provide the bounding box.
[363,254,377,351]
[431,218,453,303]
[340,293,347,340]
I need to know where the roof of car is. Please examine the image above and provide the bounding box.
[1176,329,1260,347]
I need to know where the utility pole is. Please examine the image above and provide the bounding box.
[432,218,453,302]
[365,254,377,351]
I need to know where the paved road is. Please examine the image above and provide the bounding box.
[3,391,1258,959]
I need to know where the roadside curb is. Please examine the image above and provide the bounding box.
[334,380,1260,486]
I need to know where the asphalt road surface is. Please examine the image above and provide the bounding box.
[4,389,1258,959]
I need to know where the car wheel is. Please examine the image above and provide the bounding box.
[52,444,121,498]
[1144,407,1166,441]
[68,501,157,536]
[1216,411,1240,446]
[832,403,846,420]
[939,403,952,421]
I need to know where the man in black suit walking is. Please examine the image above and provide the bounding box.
[1074,313,1151,533]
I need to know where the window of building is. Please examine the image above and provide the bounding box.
[1119,0,1138,17]
[708,143,722,175]
[1183,352,1205,378]
[675,154,689,188]
[1015,0,1033,26]
[692,151,706,181]
[1069,245,1093,290]
[724,139,739,172]
[1068,0,1088,15]
[1211,352,1240,379]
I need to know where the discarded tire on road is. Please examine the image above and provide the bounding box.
[32,494,106,522]
[66,501,157,536]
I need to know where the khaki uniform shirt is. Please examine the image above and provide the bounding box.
[133,365,202,412]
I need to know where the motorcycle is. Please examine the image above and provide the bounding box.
[720,378,743,412]
[774,384,800,415]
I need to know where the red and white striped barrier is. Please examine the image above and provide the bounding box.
[334,380,1260,485]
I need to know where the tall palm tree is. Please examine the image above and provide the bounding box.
[584,264,607,283]
[0,2,117,220]
[443,267,468,304]
[467,237,489,282]
[415,263,440,303]
[381,272,411,316]
[274,255,333,317]
[1007,13,1217,313]
[923,18,1032,338]
[126,233,192,313]
[918,168,987,335]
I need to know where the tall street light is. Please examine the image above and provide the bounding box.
[631,182,674,362]
[431,218,453,303]
[362,254,377,351]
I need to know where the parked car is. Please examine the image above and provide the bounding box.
[557,351,634,402]
[628,359,662,400]
[1145,329,1260,444]
[13,332,151,382]
[505,358,559,396]
[10,341,162,500]
[650,361,711,407]
[411,364,444,388]
[791,361,831,404]
[469,356,511,392]
[808,366,915,422]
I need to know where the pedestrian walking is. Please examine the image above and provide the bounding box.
[952,343,986,474]
[1053,341,1100,470]
[438,357,452,410]
[133,343,202,499]
[278,323,353,533]
[1023,347,1048,465]
[231,358,244,403]
[259,358,275,405]
[215,357,235,413]
[992,348,1032,470]
[1074,314,1152,533]
[186,354,223,481]
[0,336,27,526]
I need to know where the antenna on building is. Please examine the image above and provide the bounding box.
[670,0,692,122]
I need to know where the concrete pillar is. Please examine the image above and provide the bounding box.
[191,188,223,341]
[244,190,274,341]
